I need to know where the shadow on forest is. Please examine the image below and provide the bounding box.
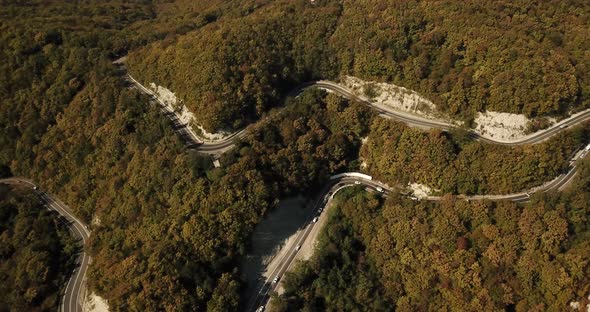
[240,196,313,306]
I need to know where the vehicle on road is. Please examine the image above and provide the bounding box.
[317,208,323,214]
[256,306,265,312]
[296,244,301,251]
[354,181,361,185]
[410,196,419,200]
[33,186,37,190]
[272,276,279,284]
[313,217,319,223]
[376,186,384,193]
[560,124,568,129]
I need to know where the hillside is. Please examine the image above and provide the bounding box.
[0,185,76,310]
[274,158,590,311]
[0,1,589,311]
[127,0,590,132]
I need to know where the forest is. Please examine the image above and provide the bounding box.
[127,0,590,133]
[0,185,76,311]
[362,118,590,195]
[274,158,590,311]
[1,0,589,311]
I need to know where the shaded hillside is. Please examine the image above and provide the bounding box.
[128,0,590,132]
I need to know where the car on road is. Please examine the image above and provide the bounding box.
[560,124,568,129]
[256,306,265,312]
[354,181,361,185]
[272,276,279,284]
[376,186,384,193]
[33,186,37,190]
[296,244,301,251]
[313,217,319,223]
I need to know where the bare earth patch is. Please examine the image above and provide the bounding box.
[408,182,434,199]
[83,292,109,312]
[474,111,532,141]
[91,215,101,227]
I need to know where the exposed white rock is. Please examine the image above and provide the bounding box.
[147,83,233,141]
[569,292,590,312]
[409,183,433,199]
[83,292,109,312]
[570,302,580,310]
[91,215,101,227]
[474,111,533,141]
[342,76,438,117]
[359,137,369,169]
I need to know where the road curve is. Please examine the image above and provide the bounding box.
[249,146,589,311]
[122,67,590,154]
[0,177,90,312]
[425,144,589,202]
[312,81,590,146]
[121,60,590,310]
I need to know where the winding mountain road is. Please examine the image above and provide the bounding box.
[0,178,90,312]
[0,58,583,311]
[120,60,590,311]
[248,145,590,311]
[311,81,590,146]
[123,69,590,154]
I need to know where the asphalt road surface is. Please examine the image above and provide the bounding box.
[0,178,90,312]
[123,67,590,154]
[311,81,590,146]
[248,146,589,311]
[119,58,590,311]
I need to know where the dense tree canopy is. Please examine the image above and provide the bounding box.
[0,185,76,311]
[7,73,371,309]
[362,117,590,194]
[275,158,590,311]
[128,0,590,132]
[1,1,589,311]
[273,187,389,311]
[127,0,341,131]
[0,0,156,176]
